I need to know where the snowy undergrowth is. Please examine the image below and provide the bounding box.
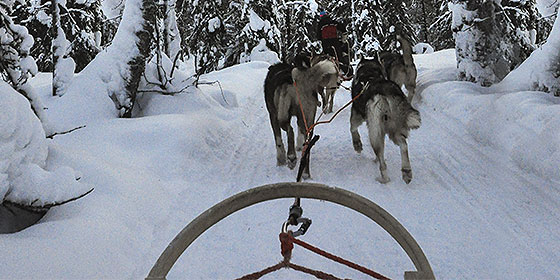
[0,81,90,206]
[44,0,148,132]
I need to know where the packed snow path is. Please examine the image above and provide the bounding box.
[1,50,559,279]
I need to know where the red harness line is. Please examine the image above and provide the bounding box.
[281,232,391,280]
[294,80,368,139]
[235,232,391,280]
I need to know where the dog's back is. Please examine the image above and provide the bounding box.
[352,58,420,141]
[264,63,293,113]
[351,58,386,118]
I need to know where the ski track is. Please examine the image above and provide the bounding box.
[169,63,560,279]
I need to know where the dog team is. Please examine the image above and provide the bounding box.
[264,13,420,184]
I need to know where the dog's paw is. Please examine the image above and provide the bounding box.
[402,168,412,184]
[376,176,390,184]
[287,155,297,169]
[302,171,311,180]
[277,154,287,166]
[353,140,363,153]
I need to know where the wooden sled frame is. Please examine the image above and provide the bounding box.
[146,182,435,280]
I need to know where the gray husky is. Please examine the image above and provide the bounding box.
[264,55,339,179]
[350,57,421,184]
[379,35,417,102]
[310,54,341,114]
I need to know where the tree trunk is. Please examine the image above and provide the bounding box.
[51,0,75,97]
[51,0,61,96]
[120,0,156,118]
[163,0,181,63]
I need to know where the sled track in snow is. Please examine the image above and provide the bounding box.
[146,183,435,280]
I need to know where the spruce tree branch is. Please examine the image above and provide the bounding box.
[46,125,86,139]
[137,84,193,95]
[4,188,94,212]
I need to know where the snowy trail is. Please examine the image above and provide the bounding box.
[166,56,560,278]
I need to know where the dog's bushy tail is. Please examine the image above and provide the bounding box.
[365,95,389,135]
[397,35,414,67]
[406,108,421,130]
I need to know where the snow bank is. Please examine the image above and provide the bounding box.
[421,51,560,181]
[244,39,280,64]
[494,8,560,95]
[0,81,90,206]
[413,43,434,54]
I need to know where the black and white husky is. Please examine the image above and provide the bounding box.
[350,56,421,184]
[264,55,339,179]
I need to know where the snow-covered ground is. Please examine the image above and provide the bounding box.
[1,49,560,279]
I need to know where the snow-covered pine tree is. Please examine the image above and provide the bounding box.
[381,0,417,51]
[353,0,384,56]
[237,0,282,63]
[409,0,454,50]
[499,6,560,96]
[178,1,240,75]
[429,0,454,50]
[503,0,550,48]
[321,0,413,56]
[51,0,76,96]
[409,0,438,43]
[12,0,105,72]
[451,0,530,86]
[0,0,51,132]
[162,0,181,61]
[178,0,285,75]
[145,0,182,90]
[319,0,382,57]
[279,0,320,63]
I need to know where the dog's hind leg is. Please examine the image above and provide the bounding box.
[370,131,389,184]
[281,121,297,169]
[296,130,304,151]
[350,108,364,153]
[366,98,390,183]
[269,114,287,166]
[326,88,336,114]
[398,137,413,184]
[319,90,328,113]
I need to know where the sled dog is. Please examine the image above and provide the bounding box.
[350,56,421,184]
[310,54,342,114]
[378,34,417,102]
[264,54,339,179]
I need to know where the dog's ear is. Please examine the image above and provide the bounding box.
[293,54,311,70]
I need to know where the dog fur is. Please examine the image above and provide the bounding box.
[378,35,417,103]
[350,57,421,184]
[264,55,339,179]
[310,54,341,114]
